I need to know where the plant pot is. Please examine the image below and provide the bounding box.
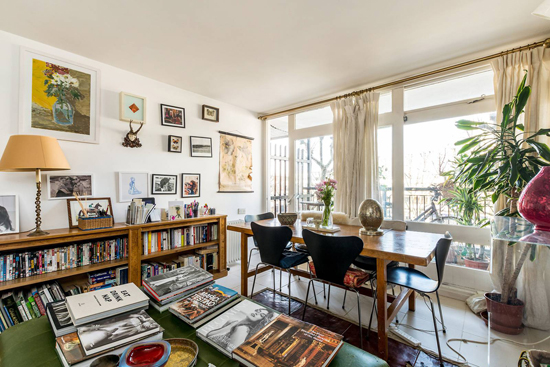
[463,258,489,270]
[484,292,524,334]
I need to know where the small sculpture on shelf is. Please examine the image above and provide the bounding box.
[123,120,143,148]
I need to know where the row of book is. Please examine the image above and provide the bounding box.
[126,198,156,225]
[142,223,218,255]
[141,249,218,280]
[0,237,128,282]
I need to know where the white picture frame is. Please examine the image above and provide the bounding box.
[47,173,95,200]
[0,195,19,234]
[19,47,101,144]
[120,92,147,124]
[118,172,149,202]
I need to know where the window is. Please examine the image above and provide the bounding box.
[379,92,392,114]
[295,106,333,129]
[378,126,392,218]
[268,117,289,215]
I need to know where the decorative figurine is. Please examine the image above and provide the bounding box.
[123,120,143,148]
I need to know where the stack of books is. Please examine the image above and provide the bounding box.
[52,283,162,367]
[86,269,117,291]
[142,265,214,312]
[126,199,156,225]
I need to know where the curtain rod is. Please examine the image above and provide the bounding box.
[258,37,550,120]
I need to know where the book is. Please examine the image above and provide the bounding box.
[233,314,344,367]
[196,299,280,357]
[65,283,149,326]
[147,280,215,312]
[47,300,76,337]
[77,310,160,356]
[142,265,213,302]
[2,293,22,325]
[56,327,164,367]
[169,284,238,324]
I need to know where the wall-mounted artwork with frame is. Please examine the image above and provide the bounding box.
[151,174,177,195]
[168,135,182,153]
[47,173,94,200]
[202,105,219,122]
[66,197,113,229]
[19,48,100,144]
[181,173,200,198]
[120,92,146,124]
[190,136,213,157]
[161,104,185,128]
[118,172,149,202]
[0,195,19,234]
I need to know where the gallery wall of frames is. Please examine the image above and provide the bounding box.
[0,30,264,233]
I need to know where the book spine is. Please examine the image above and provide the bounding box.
[33,293,46,316]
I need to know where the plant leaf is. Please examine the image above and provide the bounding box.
[527,140,550,162]
[458,138,480,154]
[455,136,478,146]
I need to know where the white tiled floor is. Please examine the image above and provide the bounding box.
[217,250,550,367]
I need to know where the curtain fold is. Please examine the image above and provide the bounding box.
[490,46,550,330]
[331,92,380,217]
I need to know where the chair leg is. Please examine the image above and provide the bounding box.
[391,286,399,324]
[302,279,313,320]
[272,267,276,296]
[367,278,376,339]
[250,263,262,297]
[427,295,444,366]
[342,290,347,309]
[327,284,331,310]
[246,247,258,272]
[435,290,446,333]
[323,283,326,299]
[354,289,363,350]
[279,270,282,292]
[308,267,318,305]
[287,269,292,315]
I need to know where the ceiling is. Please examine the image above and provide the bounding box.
[1,1,549,114]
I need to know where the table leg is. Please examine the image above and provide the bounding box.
[376,258,388,360]
[408,264,415,311]
[241,233,250,296]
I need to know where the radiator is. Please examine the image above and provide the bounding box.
[227,219,245,264]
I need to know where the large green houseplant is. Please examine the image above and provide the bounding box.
[452,73,550,328]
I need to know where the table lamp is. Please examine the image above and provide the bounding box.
[0,135,70,236]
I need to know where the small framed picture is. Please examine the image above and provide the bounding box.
[168,135,183,153]
[190,136,213,157]
[66,197,113,229]
[152,174,177,195]
[181,174,201,198]
[202,105,219,122]
[120,92,146,124]
[0,195,19,234]
[47,173,94,200]
[161,104,185,128]
[118,172,149,202]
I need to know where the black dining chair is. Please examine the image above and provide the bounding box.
[244,212,275,271]
[385,234,452,366]
[250,222,314,314]
[301,229,372,349]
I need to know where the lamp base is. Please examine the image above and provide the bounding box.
[28,228,49,237]
[359,228,384,236]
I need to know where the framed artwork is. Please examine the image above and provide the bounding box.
[168,135,182,153]
[190,136,213,157]
[47,173,94,200]
[120,92,146,124]
[161,104,185,128]
[219,131,254,192]
[181,174,200,198]
[152,174,177,195]
[118,172,149,202]
[66,197,113,229]
[202,105,219,122]
[19,48,100,144]
[0,195,19,234]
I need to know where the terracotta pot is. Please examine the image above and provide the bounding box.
[485,292,524,333]
[463,258,489,270]
[518,166,550,231]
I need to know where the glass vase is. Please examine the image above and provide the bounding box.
[52,98,74,125]
[321,203,333,228]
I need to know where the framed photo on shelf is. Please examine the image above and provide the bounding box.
[66,197,113,229]
[190,136,213,157]
[118,172,149,202]
[120,92,146,124]
[181,173,200,198]
[168,135,183,153]
[47,173,94,200]
[151,174,177,195]
[202,104,219,122]
[161,104,185,128]
[0,195,19,234]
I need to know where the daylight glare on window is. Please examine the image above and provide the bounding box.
[295,106,333,129]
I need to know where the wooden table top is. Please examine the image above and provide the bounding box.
[228,219,444,266]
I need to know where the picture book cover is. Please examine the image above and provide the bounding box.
[169,284,238,322]
[142,265,213,299]
[197,299,279,355]
[47,300,76,336]
[233,314,344,367]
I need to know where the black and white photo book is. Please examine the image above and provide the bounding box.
[142,265,213,302]
[47,300,76,337]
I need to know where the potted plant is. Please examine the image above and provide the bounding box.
[452,73,550,333]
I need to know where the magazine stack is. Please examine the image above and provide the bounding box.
[142,265,214,312]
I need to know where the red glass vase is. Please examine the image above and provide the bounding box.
[518,166,550,231]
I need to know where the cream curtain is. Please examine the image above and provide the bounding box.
[331,92,380,217]
[490,46,550,329]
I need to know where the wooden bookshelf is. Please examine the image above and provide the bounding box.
[0,215,228,293]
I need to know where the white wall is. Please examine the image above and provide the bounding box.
[0,30,264,232]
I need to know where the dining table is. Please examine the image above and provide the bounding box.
[227,218,444,361]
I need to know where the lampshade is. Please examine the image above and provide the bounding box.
[533,0,550,20]
[0,135,70,172]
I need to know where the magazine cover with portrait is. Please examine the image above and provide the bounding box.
[143,265,213,299]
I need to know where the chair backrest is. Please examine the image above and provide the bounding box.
[245,212,274,223]
[251,222,292,266]
[302,229,364,286]
[434,234,453,288]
